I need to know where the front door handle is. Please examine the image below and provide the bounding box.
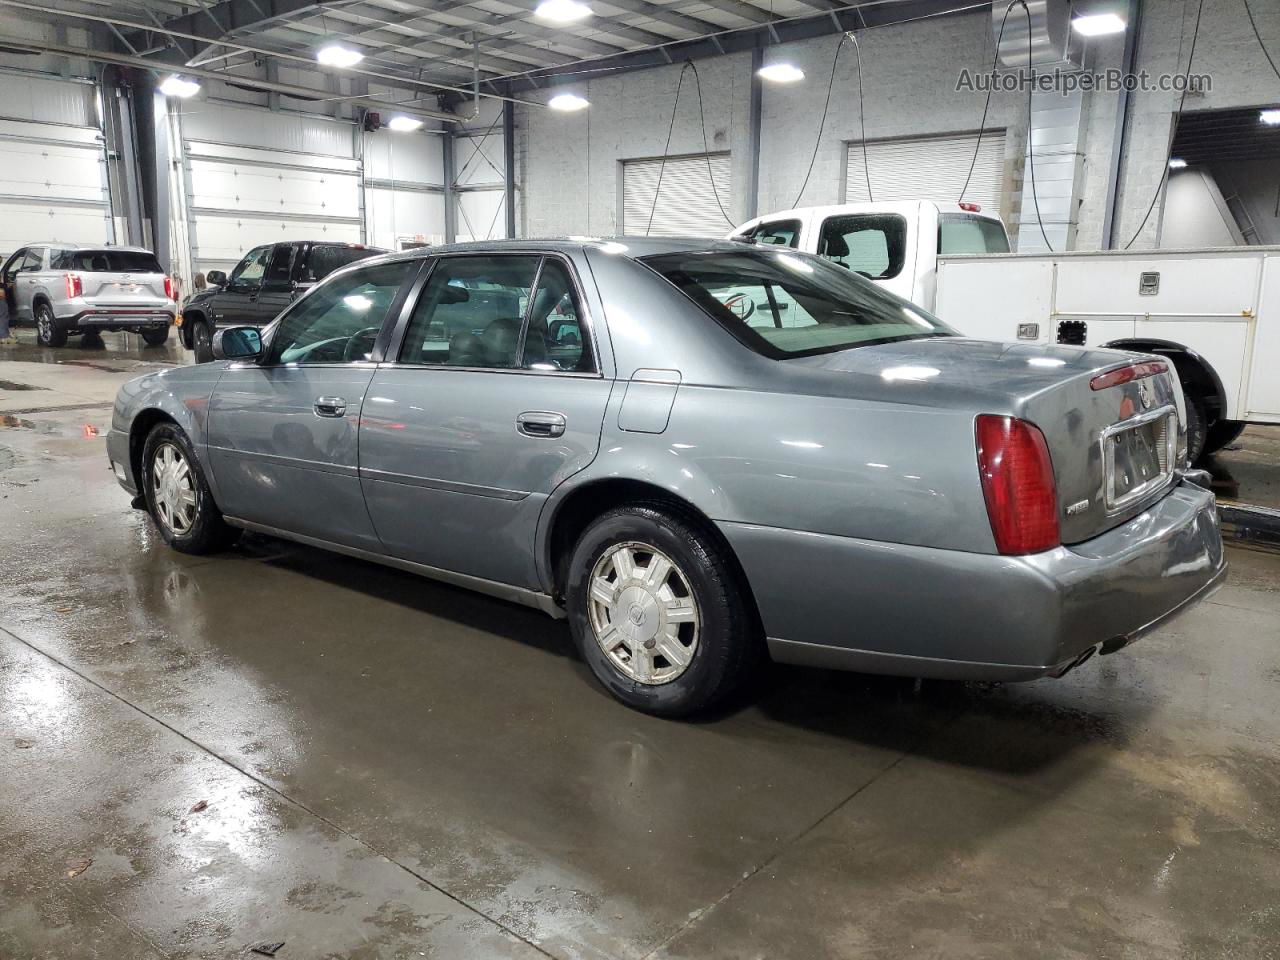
[314,396,347,418]
[516,411,566,438]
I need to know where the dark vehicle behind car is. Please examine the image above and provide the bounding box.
[181,240,385,361]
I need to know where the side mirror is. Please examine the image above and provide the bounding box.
[212,326,263,361]
[206,270,227,287]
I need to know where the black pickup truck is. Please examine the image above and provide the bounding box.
[181,240,386,361]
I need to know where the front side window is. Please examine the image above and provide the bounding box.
[399,255,539,368]
[817,214,907,280]
[938,214,1011,255]
[745,219,802,248]
[268,260,414,365]
[264,245,296,288]
[19,248,45,272]
[3,248,29,280]
[643,249,952,359]
[228,245,272,291]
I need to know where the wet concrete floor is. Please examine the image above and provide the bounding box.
[2,330,1280,958]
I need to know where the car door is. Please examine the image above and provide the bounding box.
[206,257,421,550]
[209,244,272,327]
[11,247,45,320]
[255,243,299,322]
[1,248,26,318]
[359,252,613,589]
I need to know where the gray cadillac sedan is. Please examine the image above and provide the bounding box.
[108,239,1226,716]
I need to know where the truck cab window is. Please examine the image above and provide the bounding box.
[746,219,802,248]
[938,214,1011,255]
[817,214,907,280]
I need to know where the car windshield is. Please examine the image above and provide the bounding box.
[52,250,164,273]
[641,249,954,358]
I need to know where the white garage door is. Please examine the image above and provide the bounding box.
[0,75,112,259]
[178,103,362,275]
[623,153,732,237]
[845,132,1007,211]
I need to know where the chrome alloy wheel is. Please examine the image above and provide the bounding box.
[36,308,52,343]
[151,442,197,535]
[587,542,700,685]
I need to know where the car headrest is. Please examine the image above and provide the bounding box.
[480,317,522,367]
[447,332,485,366]
[823,235,849,258]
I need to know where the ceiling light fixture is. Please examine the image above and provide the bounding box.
[1071,13,1126,36]
[317,42,364,68]
[1261,109,1280,126]
[159,75,200,98]
[549,92,589,111]
[535,0,592,23]
[1168,157,1188,169]
[757,63,805,83]
[388,115,424,132]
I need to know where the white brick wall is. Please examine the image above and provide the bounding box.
[517,0,1280,251]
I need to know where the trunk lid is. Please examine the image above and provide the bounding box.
[787,337,1186,544]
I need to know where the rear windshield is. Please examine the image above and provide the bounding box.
[303,245,381,282]
[52,250,163,273]
[938,214,1010,255]
[642,249,953,359]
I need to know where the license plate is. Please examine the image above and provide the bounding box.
[1104,408,1176,510]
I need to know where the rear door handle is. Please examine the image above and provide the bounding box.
[516,411,566,438]
[314,396,347,418]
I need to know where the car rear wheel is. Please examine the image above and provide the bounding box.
[35,302,65,347]
[141,423,239,554]
[566,504,758,717]
[1184,391,1208,464]
[141,326,170,347]
[1202,419,1246,457]
[191,319,214,363]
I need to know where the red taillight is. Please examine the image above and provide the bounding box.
[64,273,83,298]
[958,201,982,212]
[164,276,177,301]
[975,415,1060,555]
[1089,360,1167,391]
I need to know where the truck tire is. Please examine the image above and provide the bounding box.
[1184,391,1208,464]
[191,318,214,363]
[565,503,759,717]
[141,326,170,347]
[34,302,66,347]
[1202,419,1246,457]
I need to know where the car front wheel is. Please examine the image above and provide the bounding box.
[140,422,239,554]
[566,504,759,717]
[35,302,66,347]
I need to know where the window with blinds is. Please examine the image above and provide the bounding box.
[844,132,1007,211]
[623,153,733,237]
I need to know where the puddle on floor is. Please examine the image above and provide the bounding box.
[0,380,46,391]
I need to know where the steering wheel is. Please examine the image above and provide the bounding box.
[343,325,382,362]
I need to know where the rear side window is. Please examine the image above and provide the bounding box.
[303,245,378,283]
[817,214,907,280]
[938,214,1011,255]
[745,219,801,248]
[52,250,164,273]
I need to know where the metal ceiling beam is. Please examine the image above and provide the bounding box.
[590,0,723,36]
[696,0,774,24]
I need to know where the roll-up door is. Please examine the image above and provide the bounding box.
[622,153,732,237]
[178,103,362,275]
[0,74,112,257]
[845,133,1006,211]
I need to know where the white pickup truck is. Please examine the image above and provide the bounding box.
[730,200,1280,461]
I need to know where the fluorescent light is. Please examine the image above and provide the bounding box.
[549,92,589,112]
[1168,157,1188,169]
[757,62,805,83]
[535,0,591,22]
[388,115,424,132]
[159,75,200,98]
[1261,109,1280,126]
[317,42,363,68]
[1072,13,1126,36]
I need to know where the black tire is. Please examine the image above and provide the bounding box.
[141,326,170,347]
[34,301,66,347]
[565,503,759,717]
[1184,391,1208,464]
[1202,419,1246,457]
[191,318,214,363]
[140,422,240,555]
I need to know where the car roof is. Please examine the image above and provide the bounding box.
[28,243,158,254]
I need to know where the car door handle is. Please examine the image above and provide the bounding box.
[314,396,347,418]
[516,411,566,438]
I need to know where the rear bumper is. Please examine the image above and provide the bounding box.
[720,479,1226,681]
[58,308,174,327]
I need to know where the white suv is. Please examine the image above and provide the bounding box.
[0,243,177,347]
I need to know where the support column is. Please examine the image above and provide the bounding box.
[442,128,458,244]
[503,98,516,238]
[745,46,763,221]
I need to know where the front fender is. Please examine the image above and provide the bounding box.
[113,365,225,499]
